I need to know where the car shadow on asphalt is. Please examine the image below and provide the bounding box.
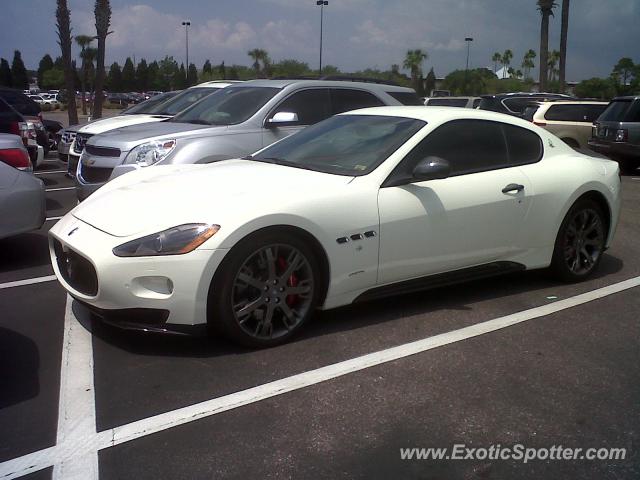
[80,253,624,359]
[0,327,39,409]
[0,232,52,272]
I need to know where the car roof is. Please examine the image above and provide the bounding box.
[481,92,574,99]
[232,79,415,92]
[611,96,640,101]
[342,105,537,127]
[426,96,480,100]
[192,80,244,89]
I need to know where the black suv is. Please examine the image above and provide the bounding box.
[0,87,49,153]
[478,92,574,117]
[589,96,640,173]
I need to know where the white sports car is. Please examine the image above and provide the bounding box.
[49,107,621,347]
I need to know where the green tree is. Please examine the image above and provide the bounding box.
[121,57,135,91]
[42,68,65,90]
[403,49,428,92]
[187,63,198,86]
[37,55,54,89]
[75,34,95,114]
[321,65,340,76]
[158,56,178,90]
[106,62,122,92]
[11,50,29,89]
[547,49,561,83]
[218,61,226,79]
[559,0,570,90]
[491,52,502,74]
[55,0,78,124]
[537,0,557,91]
[425,67,436,95]
[0,58,12,87]
[521,49,536,80]
[272,59,310,77]
[612,58,635,86]
[147,60,160,90]
[443,68,496,95]
[247,48,269,77]
[93,0,112,118]
[574,78,615,100]
[136,59,149,91]
[501,49,513,78]
[173,63,187,89]
[202,59,212,77]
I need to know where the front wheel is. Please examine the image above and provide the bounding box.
[208,232,321,347]
[550,199,606,282]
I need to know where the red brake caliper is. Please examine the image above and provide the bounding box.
[277,257,299,306]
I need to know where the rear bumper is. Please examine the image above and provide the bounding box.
[588,139,640,160]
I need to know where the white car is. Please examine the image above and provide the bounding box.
[68,81,240,173]
[49,107,621,347]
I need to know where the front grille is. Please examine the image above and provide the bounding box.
[61,131,76,144]
[85,144,121,157]
[74,133,93,153]
[80,165,113,183]
[53,239,98,296]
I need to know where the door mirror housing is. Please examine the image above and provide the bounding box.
[266,111,299,127]
[412,156,451,182]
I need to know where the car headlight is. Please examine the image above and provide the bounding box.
[113,224,220,257]
[124,139,176,167]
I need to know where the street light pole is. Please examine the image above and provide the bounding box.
[316,1,328,75]
[182,21,191,83]
[464,37,473,95]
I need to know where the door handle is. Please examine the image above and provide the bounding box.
[502,183,525,194]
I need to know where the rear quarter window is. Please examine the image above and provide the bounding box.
[599,100,633,122]
[330,89,384,115]
[386,91,423,106]
[503,124,543,165]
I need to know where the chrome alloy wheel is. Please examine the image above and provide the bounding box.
[563,208,605,276]
[231,244,314,341]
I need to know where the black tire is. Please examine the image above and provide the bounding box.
[208,230,322,348]
[550,199,607,282]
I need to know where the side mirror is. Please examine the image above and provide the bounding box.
[266,111,299,127]
[412,156,451,182]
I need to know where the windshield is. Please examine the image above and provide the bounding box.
[146,87,220,116]
[250,114,426,176]
[121,91,181,114]
[171,87,280,125]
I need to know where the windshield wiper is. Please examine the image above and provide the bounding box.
[184,119,211,125]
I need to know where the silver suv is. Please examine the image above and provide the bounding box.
[76,79,421,200]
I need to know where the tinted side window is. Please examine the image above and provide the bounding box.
[330,89,384,115]
[502,97,533,114]
[275,88,331,125]
[626,102,640,122]
[545,104,580,121]
[386,91,423,106]
[472,98,481,109]
[427,98,468,107]
[583,104,607,122]
[599,100,633,122]
[393,119,509,178]
[503,124,542,166]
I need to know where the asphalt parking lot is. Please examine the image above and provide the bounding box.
[0,154,639,479]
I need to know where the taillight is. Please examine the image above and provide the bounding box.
[615,129,628,142]
[533,121,547,127]
[0,148,32,171]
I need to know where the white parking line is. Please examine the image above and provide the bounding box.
[46,187,75,192]
[35,170,67,175]
[1,275,639,479]
[52,296,99,480]
[46,216,63,222]
[0,275,57,290]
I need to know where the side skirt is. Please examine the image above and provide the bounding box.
[354,261,526,303]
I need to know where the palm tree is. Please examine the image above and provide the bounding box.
[403,49,428,92]
[247,49,269,78]
[547,50,561,83]
[92,0,112,119]
[75,34,94,115]
[492,52,502,74]
[521,49,537,80]
[502,49,513,78]
[537,0,557,91]
[55,0,78,125]
[83,47,98,96]
[559,0,570,91]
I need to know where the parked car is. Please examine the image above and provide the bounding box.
[68,82,237,178]
[0,140,45,240]
[0,133,32,171]
[589,96,640,173]
[28,95,47,104]
[522,100,608,149]
[478,92,574,117]
[0,87,49,158]
[424,96,481,108]
[76,79,423,200]
[0,97,42,169]
[50,107,620,346]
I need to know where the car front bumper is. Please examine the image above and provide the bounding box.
[49,214,228,328]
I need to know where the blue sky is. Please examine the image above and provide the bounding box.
[1,0,638,81]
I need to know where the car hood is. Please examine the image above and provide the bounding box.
[71,159,354,237]
[77,114,170,135]
[87,121,220,150]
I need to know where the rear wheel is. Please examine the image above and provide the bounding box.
[208,231,321,347]
[550,199,606,282]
